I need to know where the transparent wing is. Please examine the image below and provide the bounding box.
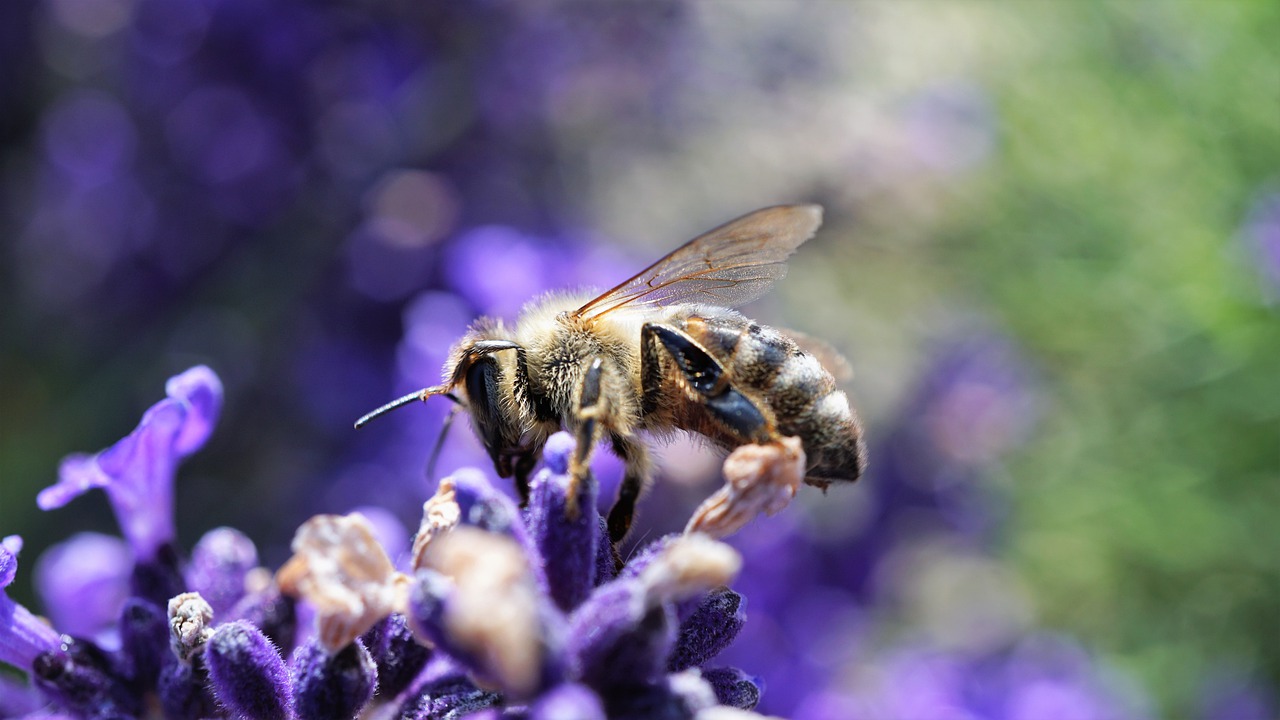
[574,204,824,320]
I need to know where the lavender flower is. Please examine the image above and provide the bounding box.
[396,436,764,718]
[204,621,291,720]
[37,366,223,604]
[0,363,1153,719]
[290,637,377,720]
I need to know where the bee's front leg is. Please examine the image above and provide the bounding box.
[567,357,607,519]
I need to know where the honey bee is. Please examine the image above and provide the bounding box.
[357,205,865,543]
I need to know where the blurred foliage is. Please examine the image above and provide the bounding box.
[928,2,1280,714]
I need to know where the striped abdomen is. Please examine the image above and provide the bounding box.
[673,307,866,485]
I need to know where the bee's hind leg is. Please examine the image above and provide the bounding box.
[641,322,779,444]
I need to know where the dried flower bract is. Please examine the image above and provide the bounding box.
[277,513,410,652]
[686,437,806,539]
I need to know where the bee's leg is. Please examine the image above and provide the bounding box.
[567,358,607,519]
[606,434,651,545]
[641,323,778,444]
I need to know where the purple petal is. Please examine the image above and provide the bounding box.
[37,454,109,511]
[164,365,224,456]
[34,532,131,642]
[206,621,292,720]
[0,673,44,717]
[1,542,63,671]
[290,637,377,720]
[0,537,20,588]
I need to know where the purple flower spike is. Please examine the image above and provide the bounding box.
[228,587,298,654]
[186,527,258,617]
[449,468,532,541]
[601,680,698,720]
[118,599,168,691]
[1,538,62,672]
[668,588,745,672]
[398,674,500,720]
[159,655,216,720]
[361,613,432,700]
[617,535,679,580]
[35,532,132,642]
[38,366,223,565]
[568,582,674,692]
[291,638,377,720]
[529,432,599,612]
[594,516,617,585]
[408,528,562,699]
[206,621,292,720]
[31,637,139,720]
[530,683,605,720]
[701,668,761,710]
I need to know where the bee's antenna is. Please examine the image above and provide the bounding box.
[425,402,462,484]
[354,386,456,429]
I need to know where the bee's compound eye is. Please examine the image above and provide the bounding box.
[464,357,506,466]
[465,357,496,409]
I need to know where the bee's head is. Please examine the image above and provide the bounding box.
[448,338,527,478]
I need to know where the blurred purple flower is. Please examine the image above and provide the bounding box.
[446,225,559,319]
[1199,673,1275,720]
[1243,188,1280,299]
[903,81,998,175]
[34,532,132,644]
[834,635,1150,720]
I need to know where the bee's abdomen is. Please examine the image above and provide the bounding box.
[682,313,866,484]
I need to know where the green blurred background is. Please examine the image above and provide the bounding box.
[2,1,1279,716]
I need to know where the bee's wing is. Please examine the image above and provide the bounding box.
[574,204,824,320]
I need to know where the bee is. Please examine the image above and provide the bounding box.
[357,205,865,544]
